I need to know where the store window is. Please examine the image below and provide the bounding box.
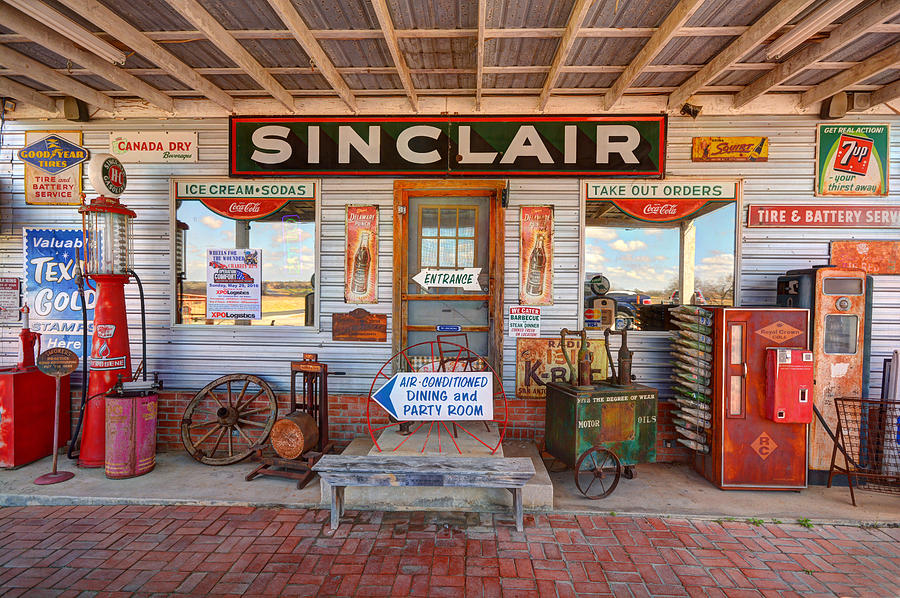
[583,180,738,332]
[173,183,317,327]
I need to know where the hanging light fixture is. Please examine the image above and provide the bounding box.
[5,0,127,65]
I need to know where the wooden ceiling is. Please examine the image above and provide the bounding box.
[0,0,899,118]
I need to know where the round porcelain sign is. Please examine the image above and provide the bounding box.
[88,153,127,197]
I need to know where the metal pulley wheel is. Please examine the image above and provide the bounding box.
[574,446,621,499]
[181,374,278,465]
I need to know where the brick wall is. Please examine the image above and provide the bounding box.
[68,391,692,463]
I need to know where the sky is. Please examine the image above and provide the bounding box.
[585,204,736,293]
[179,201,316,283]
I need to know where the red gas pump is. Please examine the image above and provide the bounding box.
[18,305,40,369]
[77,154,135,469]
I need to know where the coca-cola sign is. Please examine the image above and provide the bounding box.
[614,199,710,222]
[199,197,289,220]
[585,179,738,223]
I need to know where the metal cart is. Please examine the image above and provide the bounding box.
[544,329,658,498]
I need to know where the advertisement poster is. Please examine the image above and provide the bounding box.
[816,124,889,196]
[586,179,738,222]
[0,278,20,323]
[206,248,262,319]
[515,337,608,399]
[23,228,94,359]
[691,136,768,162]
[747,204,900,227]
[19,131,87,205]
[509,306,541,337]
[111,131,198,162]
[345,205,378,304]
[519,206,553,305]
[831,240,900,275]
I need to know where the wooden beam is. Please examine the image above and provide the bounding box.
[800,41,900,107]
[0,4,174,112]
[370,0,417,111]
[603,0,705,110]
[162,0,294,111]
[735,0,900,108]
[0,44,115,112]
[539,0,593,110]
[871,77,900,105]
[266,0,356,111]
[667,0,816,110]
[476,0,486,111]
[0,75,58,113]
[58,0,233,111]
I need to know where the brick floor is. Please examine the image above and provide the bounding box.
[0,506,897,597]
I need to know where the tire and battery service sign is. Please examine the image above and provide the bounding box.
[23,228,95,360]
[206,248,262,320]
[816,124,889,196]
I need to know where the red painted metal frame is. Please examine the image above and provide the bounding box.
[365,340,508,454]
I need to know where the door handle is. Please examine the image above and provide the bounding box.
[742,363,748,377]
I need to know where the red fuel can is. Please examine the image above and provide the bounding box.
[104,393,158,479]
[0,368,70,468]
[765,348,814,424]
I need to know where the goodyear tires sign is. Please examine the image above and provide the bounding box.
[230,115,666,177]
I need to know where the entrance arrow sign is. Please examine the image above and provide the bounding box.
[412,268,482,291]
[372,371,494,421]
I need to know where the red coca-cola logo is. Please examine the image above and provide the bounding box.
[642,203,678,215]
[228,202,262,213]
[200,198,288,220]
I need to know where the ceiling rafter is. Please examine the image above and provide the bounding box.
[539,0,593,110]
[370,0,417,112]
[57,0,233,112]
[0,43,115,112]
[476,0,486,111]
[603,0,705,110]
[0,75,57,113]
[734,0,900,108]
[266,0,356,111]
[0,4,174,112]
[800,41,900,107]
[162,0,294,111]
[667,0,817,110]
[871,78,900,105]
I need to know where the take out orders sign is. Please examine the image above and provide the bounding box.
[586,179,737,222]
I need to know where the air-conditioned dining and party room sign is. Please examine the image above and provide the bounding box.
[230,115,666,177]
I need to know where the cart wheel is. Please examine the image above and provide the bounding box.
[574,447,621,499]
[181,374,278,465]
[623,465,635,480]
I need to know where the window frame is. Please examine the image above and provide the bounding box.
[579,178,743,335]
[168,176,321,331]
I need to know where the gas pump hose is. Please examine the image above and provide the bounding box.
[68,267,148,459]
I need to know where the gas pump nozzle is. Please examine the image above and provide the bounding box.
[604,328,634,387]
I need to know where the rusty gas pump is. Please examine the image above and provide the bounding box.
[603,328,634,387]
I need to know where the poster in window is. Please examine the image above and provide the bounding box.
[520,206,553,305]
[816,124,889,196]
[19,131,87,205]
[206,248,262,319]
[345,205,378,304]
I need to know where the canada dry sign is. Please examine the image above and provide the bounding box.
[372,372,494,420]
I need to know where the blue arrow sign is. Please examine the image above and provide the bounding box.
[371,371,494,421]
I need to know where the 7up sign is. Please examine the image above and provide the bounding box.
[816,124,889,197]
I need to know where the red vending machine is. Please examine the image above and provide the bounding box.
[694,308,810,490]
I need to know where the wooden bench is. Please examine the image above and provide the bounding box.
[312,455,536,531]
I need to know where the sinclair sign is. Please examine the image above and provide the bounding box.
[230,115,666,177]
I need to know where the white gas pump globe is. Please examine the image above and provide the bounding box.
[80,154,135,277]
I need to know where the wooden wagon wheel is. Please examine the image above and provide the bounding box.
[574,447,621,499]
[181,374,277,465]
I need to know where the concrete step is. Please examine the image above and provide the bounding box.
[318,438,553,511]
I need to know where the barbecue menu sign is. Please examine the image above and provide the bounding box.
[230,115,666,177]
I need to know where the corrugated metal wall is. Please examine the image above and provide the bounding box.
[1,115,897,398]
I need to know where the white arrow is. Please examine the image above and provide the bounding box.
[412,267,482,291]
[372,371,494,421]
